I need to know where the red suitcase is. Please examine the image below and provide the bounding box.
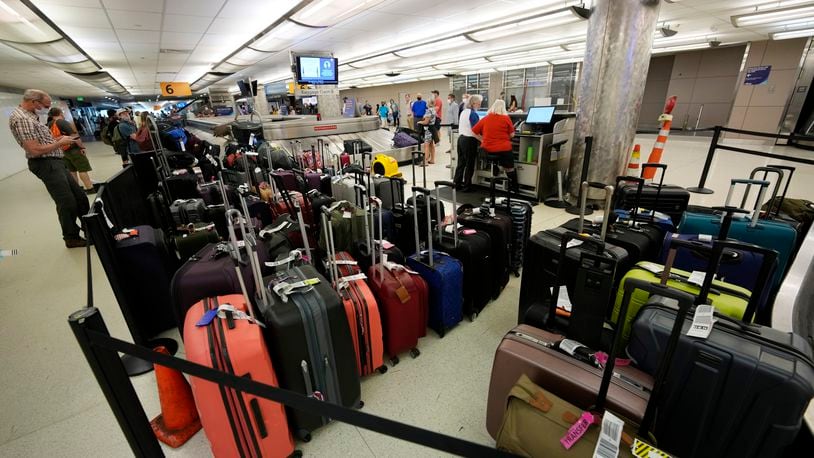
[183,216,294,457]
[322,208,386,376]
[366,197,429,364]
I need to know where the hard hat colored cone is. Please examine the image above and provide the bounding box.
[627,144,641,176]
[150,346,202,448]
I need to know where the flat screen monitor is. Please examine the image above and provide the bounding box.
[475,109,489,120]
[296,56,339,85]
[237,79,258,97]
[526,106,555,124]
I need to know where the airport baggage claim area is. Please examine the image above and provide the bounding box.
[1,1,814,457]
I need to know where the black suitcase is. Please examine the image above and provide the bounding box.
[343,139,371,155]
[484,194,532,277]
[562,176,663,262]
[432,181,492,319]
[519,182,629,323]
[170,198,207,226]
[164,172,199,200]
[613,163,689,225]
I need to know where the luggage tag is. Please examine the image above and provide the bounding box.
[461,228,477,235]
[557,339,596,367]
[342,210,352,219]
[593,411,625,458]
[214,303,266,328]
[687,270,707,287]
[196,308,219,327]
[686,304,716,339]
[565,239,584,249]
[272,278,320,302]
[380,240,395,249]
[265,250,303,268]
[561,411,599,450]
[631,438,671,458]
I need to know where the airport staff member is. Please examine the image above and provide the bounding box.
[453,94,482,192]
[9,89,89,248]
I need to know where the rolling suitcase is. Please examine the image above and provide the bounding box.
[170,198,207,226]
[173,223,219,261]
[433,181,492,320]
[321,205,386,377]
[627,243,814,457]
[164,172,199,200]
[484,193,532,277]
[492,279,697,456]
[519,182,629,316]
[679,177,796,291]
[562,176,663,263]
[405,186,463,338]
[372,174,404,210]
[613,162,689,226]
[367,195,428,364]
[456,176,511,299]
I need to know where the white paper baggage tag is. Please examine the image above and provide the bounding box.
[272,278,320,302]
[698,234,714,242]
[688,270,706,287]
[332,259,358,266]
[265,250,303,267]
[215,304,265,328]
[687,304,716,339]
[559,339,585,356]
[593,411,624,458]
[565,239,584,249]
[637,262,662,275]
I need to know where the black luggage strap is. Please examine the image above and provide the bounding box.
[69,307,513,458]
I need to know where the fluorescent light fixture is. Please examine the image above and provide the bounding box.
[394,36,474,58]
[66,71,128,94]
[348,52,400,67]
[494,60,551,71]
[549,57,583,65]
[467,6,589,42]
[651,42,710,54]
[653,33,716,48]
[191,72,233,91]
[251,20,315,52]
[487,46,564,62]
[432,57,489,69]
[561,42,586,52]
[770,27,814,39]
[462,69,495,75]
[732,4,814,27]
[291,0,384,27]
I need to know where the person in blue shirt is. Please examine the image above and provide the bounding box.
[378,102,389,128]
[411,93,428,138]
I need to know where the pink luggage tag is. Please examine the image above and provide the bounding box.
[560,411,598,449]
[461,229,477,235]
[593,351,631,367]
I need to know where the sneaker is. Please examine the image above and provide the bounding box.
[65,237,87,248]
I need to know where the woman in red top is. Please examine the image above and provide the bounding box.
[471,99,518,193]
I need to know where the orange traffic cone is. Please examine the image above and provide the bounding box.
[627,144,641,176]
[150,346,202,448]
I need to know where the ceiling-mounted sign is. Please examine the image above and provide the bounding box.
[744,65,771,85]
[295,83,337,97]
[160,82,192,97]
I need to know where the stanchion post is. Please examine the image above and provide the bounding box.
[566,135,593,215]
[687,125,719,194]
[68,307,164,458]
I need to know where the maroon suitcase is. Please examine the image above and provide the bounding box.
[485,324,654,438]
[366,196,429,363]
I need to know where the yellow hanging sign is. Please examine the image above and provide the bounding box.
[160,82,192,97]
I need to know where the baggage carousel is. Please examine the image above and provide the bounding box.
[186,114,418,163]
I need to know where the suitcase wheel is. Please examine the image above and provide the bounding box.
[288,451,303,458]
[514,269,521,278]
[297,430,312,442]
[410,348,420,359]
[469,312,478,322]
[358,400,365,409]
[437,328,446,338]
[390,356,400,366]
[377,365,388,374]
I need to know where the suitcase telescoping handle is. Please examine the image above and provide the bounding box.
[745,167,784,212]
[764,164,795,217]
[434,180,458,247]
[708,205,749,239]
[724,178,769,228]
[412,186,434,266]
[607,279,696,435]
[353,183,373,261]
[487,176,511,211]
[370,196,384,270]
[321,207,341,286]
[614,175,644,225]
[212,173,232,211]
[225,209,266,315]
[578,181,614,240]
[411,149,426,188]
[547,231,605,327]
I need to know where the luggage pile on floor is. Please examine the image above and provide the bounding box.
[492,162,814,456]
[113,133,530,455]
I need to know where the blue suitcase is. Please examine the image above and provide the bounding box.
[679,178,796,292]
[406,187,463,338]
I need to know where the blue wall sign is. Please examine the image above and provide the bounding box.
[745,65,771,85]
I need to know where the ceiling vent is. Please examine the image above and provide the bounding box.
[160,48,192,54]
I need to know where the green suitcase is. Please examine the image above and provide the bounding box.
[611,260,750,342]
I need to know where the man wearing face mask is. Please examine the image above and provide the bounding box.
[9,89,89,248]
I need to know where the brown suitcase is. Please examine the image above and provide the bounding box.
[485,324,653,439]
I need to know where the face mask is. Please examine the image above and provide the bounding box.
[35,107,49,116]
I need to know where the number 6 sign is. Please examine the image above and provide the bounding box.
[160,82,192,97]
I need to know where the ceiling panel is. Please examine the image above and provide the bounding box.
[165,0,226,17]
[163,14,214,34]
[160,32,204,47]
[107,10,162,30]
[116,29,161,44]
[102,0,164,13]
[34,5,111,28]
[37,0,102,7]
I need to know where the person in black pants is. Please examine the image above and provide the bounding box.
[9,89,89,248]
[453,95,482,191]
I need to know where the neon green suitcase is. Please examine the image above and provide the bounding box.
[611,261,751,342]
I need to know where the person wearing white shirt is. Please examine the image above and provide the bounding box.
[453,94,482,191]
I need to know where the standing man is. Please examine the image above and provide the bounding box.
[443,94,459,154]
[411,93,427,139]
[453,94,482,192]
[9,89,89,247]
[363,100,372,116]
[114,108,140,158]
[459,93,470,117]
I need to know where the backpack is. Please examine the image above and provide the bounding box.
[111,124,127,152]
[393,131,419,148]
[101,123,113,146]
[48,121,71,151]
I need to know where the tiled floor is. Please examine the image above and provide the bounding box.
[0,132,811,457]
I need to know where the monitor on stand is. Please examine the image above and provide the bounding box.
[525,106,555,133]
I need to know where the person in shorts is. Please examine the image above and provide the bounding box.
[47,107,95,194]
[417,107,437,165]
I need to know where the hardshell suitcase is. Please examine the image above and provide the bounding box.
[484,194,533,276]
[627,298,814,457]
[613,163,689,226]
[457,195,511,299]
[183,294,294,458]
[170,198,207,226]
[367,196,429,363]
[433,181,492,319]
[405,186,463,338]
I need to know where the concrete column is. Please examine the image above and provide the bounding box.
[253,83,269,115]
[568,0,661,197]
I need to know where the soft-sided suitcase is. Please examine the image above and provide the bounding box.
[173,223,219,261]
[170,198,207,226]
[405,186,463,338]
[485,324,653,439]
[164,172,200,200]
[493,280,698,457]
[115,225,178,337]
[563,176,662,263]
[457,195,511,298]
[519,182,629,319]
[367,196,428,364]
[433,181,492,319]
[613,162,689,226]
[627,294,814,456]
[183,295,294,458]
[679,177,797,290]
[321,203,386,377]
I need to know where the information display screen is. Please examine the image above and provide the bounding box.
[296,56,339,85]
[525,106,555,124]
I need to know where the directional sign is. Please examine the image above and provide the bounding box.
[160,82,192,97]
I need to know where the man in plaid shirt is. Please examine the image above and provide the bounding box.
[10,89,89,248]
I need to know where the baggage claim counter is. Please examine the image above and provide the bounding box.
[471,108,575,201]
[187,115,418,163]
